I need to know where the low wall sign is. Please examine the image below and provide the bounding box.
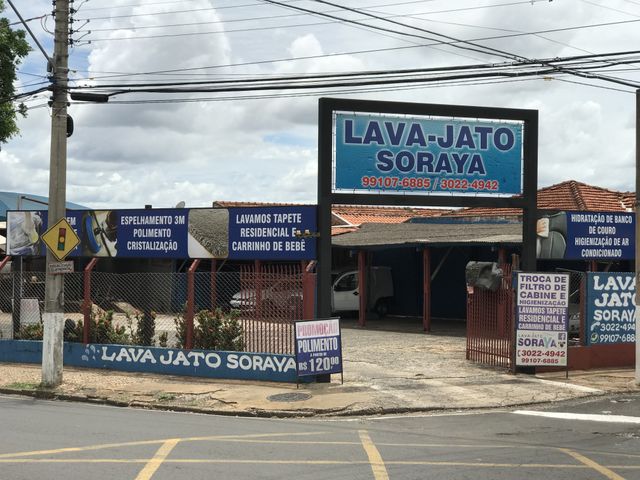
[515,272,569,367]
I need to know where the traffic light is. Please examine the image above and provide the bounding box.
[57,227,66,251]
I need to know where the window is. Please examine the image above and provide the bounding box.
[334,273,358,292]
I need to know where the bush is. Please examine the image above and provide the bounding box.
[72,309,131,345]
[18,322,43,340]
[18,320,77,341]
[125,310,156,346]
[174,308,244,351]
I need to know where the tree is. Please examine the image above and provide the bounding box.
[0,0,31,144]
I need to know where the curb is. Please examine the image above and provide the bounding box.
[0,386,621,419]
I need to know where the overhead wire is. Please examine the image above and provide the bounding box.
[69,18,640,83]
[296,0,639,87]
[76,77,551,105]
[76,0,548,23]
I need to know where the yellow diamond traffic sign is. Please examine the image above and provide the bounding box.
[41,218,80,261]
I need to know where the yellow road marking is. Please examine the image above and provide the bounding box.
[560,448,627,480]
[359,430,389,480]
[135,439,180,480]
[0,431,329,459]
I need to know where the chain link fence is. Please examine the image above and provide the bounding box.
[0,263,313,355]
[558,269,586,343]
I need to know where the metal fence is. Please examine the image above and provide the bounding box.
[0,262,314,355]
[466,266,588,370]
[466,263,514,369]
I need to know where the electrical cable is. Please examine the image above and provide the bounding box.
[298,0,639,87]
[66,49,640,91]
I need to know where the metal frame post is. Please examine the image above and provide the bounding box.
[210,259,217,312]
[423,248,431,332]
[302,261,316,320]
[82,258,98,344]
[186,259,200,349]
[358,250,366,326]
[255,260,263,321]
[635,89,639,385]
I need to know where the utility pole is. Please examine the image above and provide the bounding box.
[42,0,70,387]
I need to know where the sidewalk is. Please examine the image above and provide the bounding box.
[0,323,638,417]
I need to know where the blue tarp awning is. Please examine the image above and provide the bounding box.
[0,191,87,221]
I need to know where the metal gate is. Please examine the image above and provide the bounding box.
[466,263,514,369]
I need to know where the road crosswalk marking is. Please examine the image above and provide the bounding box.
[514,410,640,424]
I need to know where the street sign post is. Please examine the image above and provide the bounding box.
[41,218,80,261]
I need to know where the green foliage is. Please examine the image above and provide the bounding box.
[6,381,38,390]
[218,309,244,351]
[72,310,131,345]
[0,2,31,144]
[18,322,43,340]
[125,310,156,346]
[174,308,244,351]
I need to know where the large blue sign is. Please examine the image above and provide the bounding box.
[0,340,299,382]
[295,319,342,376]
[228,206,316,260]
[586,272,636,345]
[6,206,317,261]
[537,211,635,260]
[333,113,523,195]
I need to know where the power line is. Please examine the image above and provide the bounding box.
[299,0,524,61]
[86,0,442,32]
[67,18,640,83]
[77,0,548,23]
[67,50,640,93]
[68,77,546,105]
[77,0,305,20]
[297,0,638,87]
[81,0,202,11]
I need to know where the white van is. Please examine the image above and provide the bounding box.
[331,266,394,316]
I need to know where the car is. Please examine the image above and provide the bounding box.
[230,279,303,314]
[331,267,394,316]
[229,266,395,317]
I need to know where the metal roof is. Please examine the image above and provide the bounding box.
[332,222,522,248]
[0,192,87,221]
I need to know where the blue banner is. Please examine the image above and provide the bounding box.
[295,319,342,376]
[537,211,635,260]
[586,272,636,345]
[0,340,299,382]
[228,206,316,260]
[334,113,523,195]
[7,206,317,261]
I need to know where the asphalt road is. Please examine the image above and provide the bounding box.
[1,394,639,480]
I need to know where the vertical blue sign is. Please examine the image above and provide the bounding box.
[586,272,636,345]
[334,113,523,195]
[295,319,342,376]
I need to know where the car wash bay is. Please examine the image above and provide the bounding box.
[331,219,522,329]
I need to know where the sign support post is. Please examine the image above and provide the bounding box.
[42,0,70,387]
[635,89,640,385]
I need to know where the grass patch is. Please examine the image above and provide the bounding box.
[6,382,39,391]
[155,392,176,402]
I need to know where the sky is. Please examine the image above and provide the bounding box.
[2,0,640,210]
